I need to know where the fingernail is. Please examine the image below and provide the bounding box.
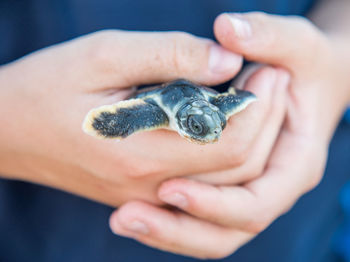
[225,14,252,39]
[208,45,242,74]
[160,192,188,208]
[124,220,149,235]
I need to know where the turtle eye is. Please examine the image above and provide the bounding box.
[187,115,207,135]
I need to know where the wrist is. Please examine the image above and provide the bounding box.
[0,66,13,156]
[0,65,31,179]
[300,34,350,144]
[326,34,350,103]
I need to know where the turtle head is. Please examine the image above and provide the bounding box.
[176,100,226,144]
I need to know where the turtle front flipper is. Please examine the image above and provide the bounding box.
[83,98,169,139]
[209,87,257,119]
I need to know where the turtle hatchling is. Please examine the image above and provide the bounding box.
[83,79,256,144]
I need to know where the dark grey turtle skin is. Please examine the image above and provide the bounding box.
[83,79,256,144]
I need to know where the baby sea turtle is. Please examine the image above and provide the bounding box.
[83,79,256,144]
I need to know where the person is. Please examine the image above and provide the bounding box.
[0,0,349,261]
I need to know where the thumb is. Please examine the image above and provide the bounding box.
[70,30,243,87]
[214,12,327,71]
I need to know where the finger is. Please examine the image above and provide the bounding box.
[207,66,277,165]
[244,129,328,218]
[158,124,327,233]
[109,201,253,259]
[69,30,243,88]
[214,12,328,72]
[232,63,263,90]
[88,66,280,180]
[188,68,289,185]
[136,67,278,175]
[156,69,291,229]
[158,179,256,230]
[75,67,278,184]
[17,30,243,94]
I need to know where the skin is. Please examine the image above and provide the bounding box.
[0,31,285,207]
[2,0,349,259]
[109,1,350,259]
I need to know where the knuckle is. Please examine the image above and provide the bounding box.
[289,15,315,32]
[205,251,231,260]
[84,30,118,70]
[290,15,328,51]
[294,17,332,66]
[293,16,318,39]
[242,205,272,233]
[248,12,277,46]
[204,245,236,260]
[249,11,270,22]
[303,147,327,192]
[246,218,270,234]
[305,172,323,192]
[244,216,271,234]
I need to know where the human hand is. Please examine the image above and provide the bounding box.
[109,66,290,258]
[109,13,350,259]
[0,30,278,207]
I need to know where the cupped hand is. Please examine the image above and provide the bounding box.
[0,30,280,206]
[109,66,290,258]
[109,13,350,259]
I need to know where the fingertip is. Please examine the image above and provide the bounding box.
[109,209,129,236]
[214,13,252,53]
[214,13,236,45]
[109,202,152,236]
[109,210,118,230]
